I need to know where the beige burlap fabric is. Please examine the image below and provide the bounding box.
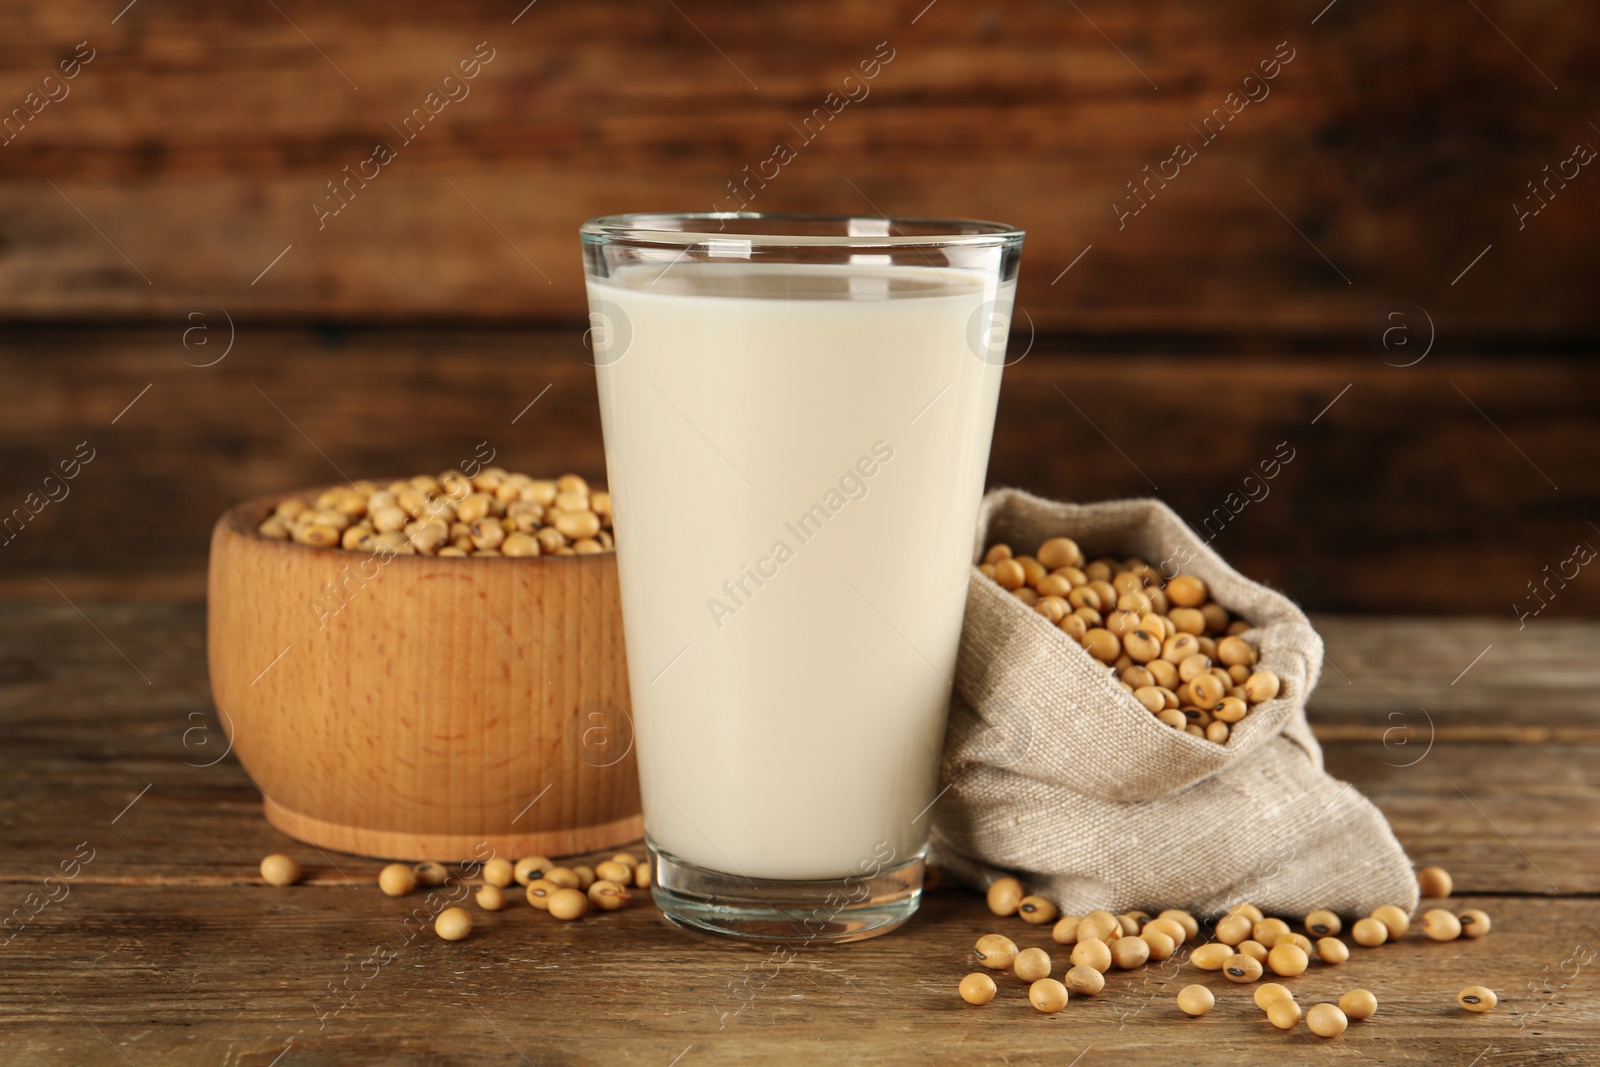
[930,489,1416,919]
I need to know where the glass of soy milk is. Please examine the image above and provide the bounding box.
[582,213,1023,942]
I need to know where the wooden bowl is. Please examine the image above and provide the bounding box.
[206,492,641,861]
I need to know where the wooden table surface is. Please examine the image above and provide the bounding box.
[2,610,1595,1066]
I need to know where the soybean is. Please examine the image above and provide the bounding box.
[1216,636,1257,667]
[975,934,1019,970]
[1140,930,1177,961]
[994,559,1027,590]
[548,887,588,920]
[260,854,301,887]
[481,858,515,888]
[525,878,558,910]
[1317,937,1350,964]
[413,861,448,887]
[1266,997,1303,1030]
[1167,575,1208,607]
[1029,978,1070,1014]
[1307,1003,1348,1038]
[434,907,473,941]
[1078,910,1123,943]
[1254,983,1293,1011]
[1458,908,1492,938]
[1018,895,1058,925]
[1244,671,1281,703]
[1037,537,1083,570]
[1071,938,1113,974]
[1304,909,1341,936]
[986,876,1024,917]
[1417,866,1453,898]
[378,863,415,897]
[1190,673,1225,706]
[1252,917,1291,948]
[959,972,997,1005]
[514,856,551,886]
[1458,986,1497,1012]
[1158,909,1199,941]
[1111,936,1151,969]
[1052,915,1082,944]
[1267,942,1309,977]
[1014,947,1052,982]
[1351,918,1388,947]
[1065,964,1105,995]
[544,866,581,889]
[1124,630,1162,662]
[1191,943,1233,970]
[1215,914,1252,946]
[1223,953,1264,983]
[475,884,507,911]
[587,880,631,911]
[1236,940,1270,964]
[1177,985,1215,1017]
[1083,628,1121,663]
[595,860,632,885]
[1339,989,1378,1020]
[1282,932,1314,954]
[1371,904,1410,940]
[1421,908,1462,942]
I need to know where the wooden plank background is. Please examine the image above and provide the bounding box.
[0,0,1595,333]
[1,326,1595,615]
[1,2,1596,612]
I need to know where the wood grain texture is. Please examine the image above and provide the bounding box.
[207,496,641,861]
[1306,617,1600,738]
[2,326,1595,615]
[0,608,1594,1064]
[2,888,1595,1066]
[0,0,1595,333]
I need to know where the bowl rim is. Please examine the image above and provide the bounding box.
[219,487,613,565]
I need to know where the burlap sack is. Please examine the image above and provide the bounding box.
[930,489,1417,919]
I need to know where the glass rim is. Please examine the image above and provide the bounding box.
[580,211,1024,249]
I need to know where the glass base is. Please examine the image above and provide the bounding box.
[649,843,925,944]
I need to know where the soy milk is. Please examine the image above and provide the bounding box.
[591,261,1010,880]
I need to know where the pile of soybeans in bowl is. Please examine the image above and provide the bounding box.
[256,470,612,558]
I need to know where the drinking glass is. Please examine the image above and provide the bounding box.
[582,213,1023,942]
